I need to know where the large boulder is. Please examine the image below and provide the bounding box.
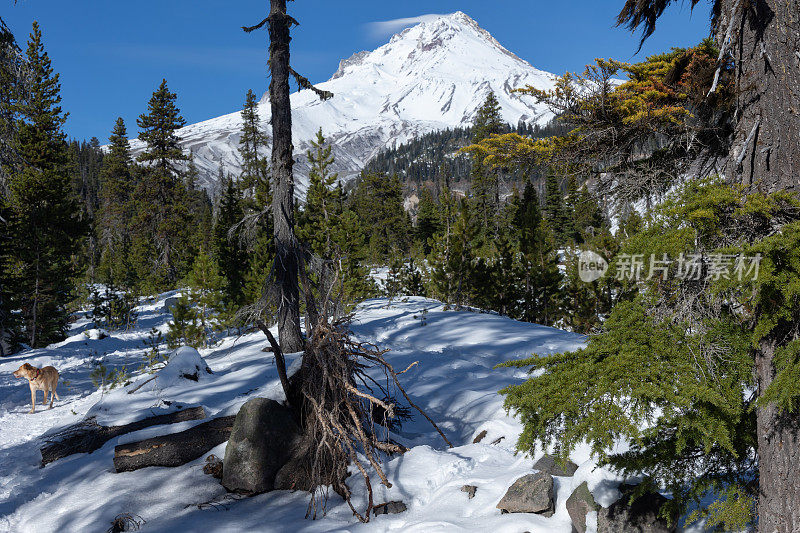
[222,398,300,494]
[566,482,600,533]
[533,454,579,477]
[496,472,555,516]
[597,486,676,533]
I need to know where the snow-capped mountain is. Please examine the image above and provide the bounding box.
[130,11,558,196]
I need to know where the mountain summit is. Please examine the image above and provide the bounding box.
[131,12,557,195]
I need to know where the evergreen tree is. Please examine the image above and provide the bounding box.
[136,79,188,173]
[415,187,441,255]
[470,92,505,233]
[129,80,193,291]
[238,89,269,203]
[168,251,227,348]
[0,19,20,354]
[5,22,83,347]
[513,183,562,325]
[543,173,568,244]
[501,179,800,529]
[213,175,248,307]
[350,171,410,261]
[298,129,340,257]
[429,201,477,306]
[237,89,274,306]
[97,118,135,288]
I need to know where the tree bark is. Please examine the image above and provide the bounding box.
[725,0,800,193]
[40,406,206,466]
[756,338,800,531]
[113,415,235,473]
[719,1,800,528]
[268,0,304,353]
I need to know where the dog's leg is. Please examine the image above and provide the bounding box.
[48,385,54,409]
[30,387,35,414]
[53,384,59,401]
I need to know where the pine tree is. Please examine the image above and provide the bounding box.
[350,171,410,261]
[470,91,505,233]
[501,179,800,529]
[0,19,21,354]
[415,188,441,255]
[543,173,568,244]
[168,251,227,348]
[429,201,477,306]
[136,79,188,173]
[129,80,194,291]
[513,183,562,325]
[97,118,135,288]
[213,175,248,307]
[298,129,340,257]
[5,22,84,347]
[238,89,269,203]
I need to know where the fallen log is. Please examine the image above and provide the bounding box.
[113,415,236,473]
[40,406,206,466]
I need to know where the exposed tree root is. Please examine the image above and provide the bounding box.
[264,317,451,522]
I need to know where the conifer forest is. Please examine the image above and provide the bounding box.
[2,1,800,532]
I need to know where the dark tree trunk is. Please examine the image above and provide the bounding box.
[756,338,800,531]
[726,0,800,193]
[721,1,800,528]
[268,0,304,353]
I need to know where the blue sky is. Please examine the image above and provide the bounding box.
[3,1,712,142]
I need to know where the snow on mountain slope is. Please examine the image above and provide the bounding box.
[128,12,557,197]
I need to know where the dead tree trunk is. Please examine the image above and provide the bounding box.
[268,0,304,353]
[113,415,236,473]
[40,406,206,466]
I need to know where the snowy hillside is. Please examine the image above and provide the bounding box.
[0,292,671,532]
[128,12,557,196]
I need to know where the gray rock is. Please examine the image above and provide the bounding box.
[222,398,300,494]
[566,482,599,533]
[374,501,407,515]
[461,485,477,499]
[597,486,676,533]
[533,454,579,477]
[163,296,178,313]
[273,433,315,491]
[496,472,555,516]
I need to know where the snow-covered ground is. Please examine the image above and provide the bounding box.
[0,293,644,532]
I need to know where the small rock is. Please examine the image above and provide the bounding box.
[222,398,300,494]
[597,485,676,533]
[374,501,407,515]
[461,485,477,499]
[473,430,488,444]
[496,472,555,516]
[533,454,579,477]
[203,454,223,479]
[566,482,599,533]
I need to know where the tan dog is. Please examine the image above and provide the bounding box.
[13,363,59,413]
